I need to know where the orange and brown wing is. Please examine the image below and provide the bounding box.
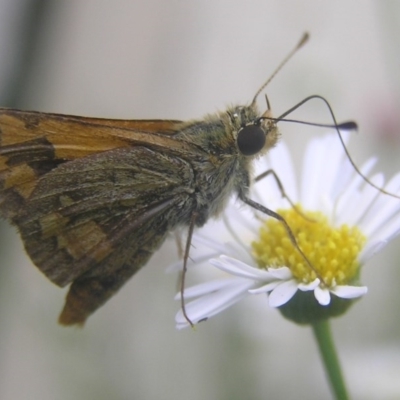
[0,108,193,325]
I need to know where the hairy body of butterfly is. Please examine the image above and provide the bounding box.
[0,104,278,325]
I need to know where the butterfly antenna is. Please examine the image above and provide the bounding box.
[251,32,309,107]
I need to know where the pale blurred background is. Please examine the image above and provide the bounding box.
[0,1,400,399]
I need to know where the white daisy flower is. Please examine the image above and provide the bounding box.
[175,133,400,329]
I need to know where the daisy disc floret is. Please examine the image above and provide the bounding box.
[254,207,366,286]
[252,206,367,323]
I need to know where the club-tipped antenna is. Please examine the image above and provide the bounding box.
[251,32,309,107]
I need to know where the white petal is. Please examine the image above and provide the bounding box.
[192,232,233,254]
[300,133,349,209]
[335,190,363,226]
[330,133,356,198]
[221,212,256,255]
[359,172,400,236]
[249,281,281,294]
[209,256,273,280]
[268,266,293,280]
[226,205,260,237]
[359,239,388,263]
[252,172,282,211]
[361,198,400,238]
[267,141,298,202]
[268,279,298,307]
[301,136,325,209]
[345,173,384,226]
[313,134,348,208]
[335,158,377,223]
[247,267,294,294]
[166,251,221,273]
[321,134,347,183]
[331,285,368,299]
[382,170,400,192]
[298,278,320,291]
[175,280,254,329]
[173,278,241,300]
[363,216,400,258]
[314,286,331,305]
[331,157,354,199]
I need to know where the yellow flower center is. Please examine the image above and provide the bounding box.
[252,206,366,287]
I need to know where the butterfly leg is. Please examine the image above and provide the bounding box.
[179,211,198,328]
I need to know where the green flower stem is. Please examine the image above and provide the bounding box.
[312,320,349,400]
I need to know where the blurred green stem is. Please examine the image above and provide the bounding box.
[312,320,349,400]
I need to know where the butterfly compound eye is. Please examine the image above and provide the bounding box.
[237,125,266,156]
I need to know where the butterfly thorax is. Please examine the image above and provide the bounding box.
[174,104,279,226]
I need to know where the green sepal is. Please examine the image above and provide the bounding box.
[278,290,357,324]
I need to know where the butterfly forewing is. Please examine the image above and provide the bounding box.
[0,109,185,216]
